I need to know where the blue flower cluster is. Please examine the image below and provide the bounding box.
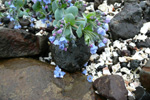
[89,16,110,54]
[54,66,66,78]
[32,0,51,4]
[49,35,68,51]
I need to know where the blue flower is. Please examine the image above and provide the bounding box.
[43,0,51,4]
[97,27,106,35]
[103,38,108,44]
[9,4,16,8]
[105,17,111,23]
[41,18,48,23]
[87,75,93,82]
[7,15,11,19]
[98,42,105,48]
[103,23,109,31]
[49,36,55,43]
[54,66,66,78]
[60,72,66,78]
[59,43,65,50]
[53,40,59,45]
[32,0,37,3]
[82,69,87,75]
[59,37,68,44]
[14,24,21,29]
[10,17,14,21]
[84,62,88,67]
[90,44,98,54]
[30,23,34,27]
[67,0,72,3]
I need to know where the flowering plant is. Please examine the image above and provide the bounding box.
[49,1,110,54]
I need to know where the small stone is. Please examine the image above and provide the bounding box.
[51,61,56,66]
[102,67,111,75]
[130,60,141,71]
[119,57,127,62]
[121,50,131,56]
[93,75,128,100]
[90,54,99,61]
[120,67,130,75]
[120,62,128,68]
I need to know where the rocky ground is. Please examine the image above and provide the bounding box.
[0,0,150,100]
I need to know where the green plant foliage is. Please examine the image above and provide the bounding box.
[64,13,75,25]
[66,6,78,16]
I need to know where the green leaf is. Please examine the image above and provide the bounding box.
[64,13,75,25]
[66,6,78,16]
[63,26,71,38]
[32,1,42,12]
[53,20,58,26]
[52,1,58,12]
[86,12,96,19]
[55,8,64,21]
[14,0,25,8]
[26,8,30,13]
[4,1,9,7]
[76,25,82,38]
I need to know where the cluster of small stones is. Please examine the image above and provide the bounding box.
[83,0,150,98]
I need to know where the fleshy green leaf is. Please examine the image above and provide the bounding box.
[63,26,71,38]
[14,0,25,8]
[52,1,58,12]
[86,12,96,19]
[32,1,42,12]
[64,13,75,25]
[76,25,82,38]
[53,20,58,26]
[66,6,78,16]
[55,8,64,21]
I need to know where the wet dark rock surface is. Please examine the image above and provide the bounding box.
[134,86,150,100]
[50,37,91,72]
[0,58,102,100]
[93,75,128,100]
[109,1,143,40]
[0,28,49,58]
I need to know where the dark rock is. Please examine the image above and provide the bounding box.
[134,86,150,100]
[140,66,150,92]
[0,58,102,100]
[1,17,10,25]
[146,30,150,37]
[50,37,91,72]
[136,38,150,48]
[127,96,135,100]
[120,62,128,68]
[139,1,147,10]
[107,0,122,5]
[8,21,15,29]
[19,18,30,27]
[0,28,48,58]
[130,60,140,71]
[93,75,128,100]
[121,50,131,56]
[113,56,119,65]
[109,2,143,40]
[143,6,150,22]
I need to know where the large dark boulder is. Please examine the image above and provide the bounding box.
[0,28,49,58]
[93,75,128,100]
[0,58,102,100]
[109,1,144,40]
[50,37,91,72]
